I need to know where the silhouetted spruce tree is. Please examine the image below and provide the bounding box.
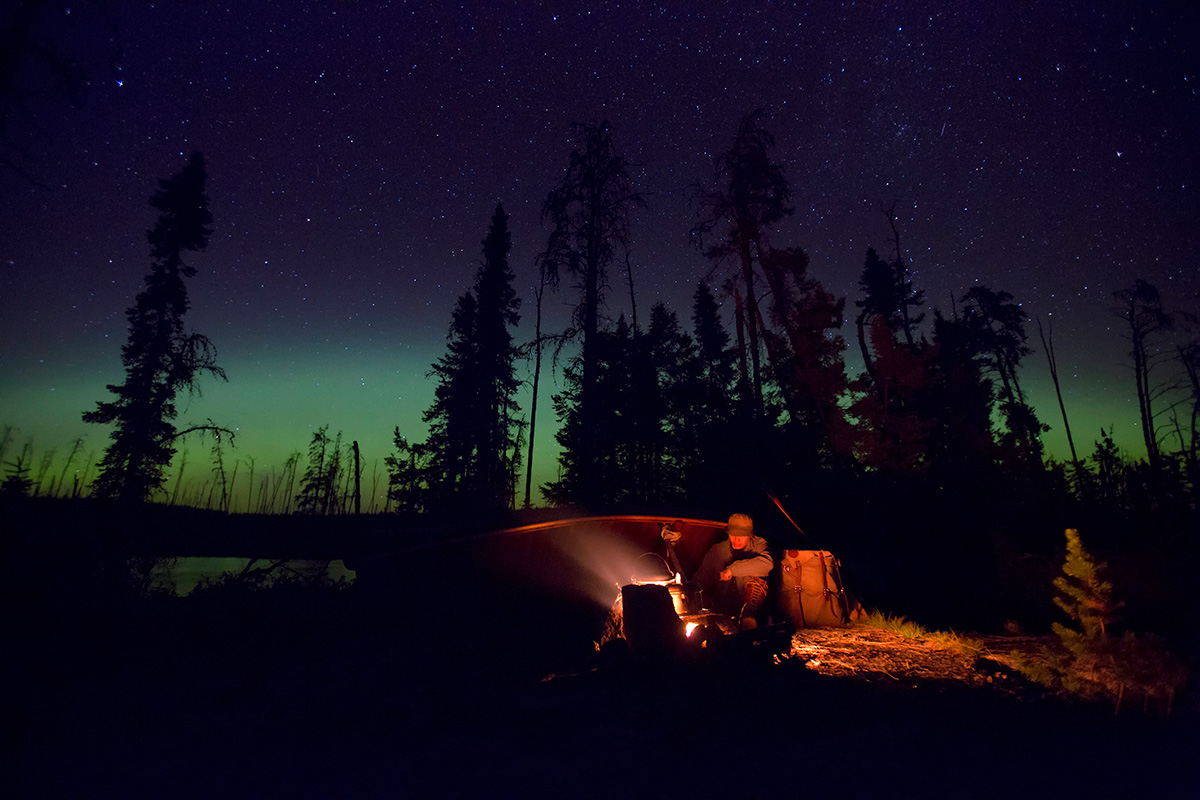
[848,240,942,472]
[882,204,927,348]
[546,306,697,508]
[384,427,432,516]
[621,318,660,504]
[849,314,937,472]
[691,282,737,403]
[693,110,792,421]
[472,204,523,505]
[84,152,226,502]
[540,121,644,506]
[922,309,997,487]
[423,291,478,507]
[422,204,523,512]
[296,425,343,515]
[959,286,1046,464]
[758,245,851,465]
[689,282,738,429]
[545,325,612,506]
[546,316,636,507]
[609,316,655,504]
[680,282,741,500]
[543,351,585,506]
[1089,427,1129,508]
[854,245,926,398]
[854,247,893,394]
[1,442,34,497]
[646,302,695,502]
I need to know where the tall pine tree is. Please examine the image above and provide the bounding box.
[758,245,851,464]
[295,425,343,515]
[681,282,740,502]
[420,204,523,512]
[693,110,792,421]
[473,204,523,504]
[959,286,1046,464]
[849,246,936,472]
[84,152,226,502]
[646,302,695,502]
[922,309,998,487]
[539,120,644,506]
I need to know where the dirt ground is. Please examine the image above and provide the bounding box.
[7,517,1197,800]
[789,627,1046,690]
[9,503,1196,797]
[13,602,1198,800]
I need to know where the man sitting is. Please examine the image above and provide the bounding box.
[693,513,773,630]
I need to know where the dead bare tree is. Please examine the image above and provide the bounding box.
[32,447,54,497]
[352,440,362,514]
[52,437,84,498]
[1113,280,1174,477]
[1037,316,1082,479]
[244,456,256,513]
[624,250,639,335]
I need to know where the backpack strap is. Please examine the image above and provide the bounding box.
[829,554,850,623]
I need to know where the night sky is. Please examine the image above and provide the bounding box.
[1,2,1197,508]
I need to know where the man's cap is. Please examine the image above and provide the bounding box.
[726,513,753,536]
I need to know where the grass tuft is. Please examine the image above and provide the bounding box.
[861,610,984,656]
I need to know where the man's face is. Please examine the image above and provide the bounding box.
[729,534,750,550]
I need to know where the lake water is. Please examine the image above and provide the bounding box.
[157,557,356,595]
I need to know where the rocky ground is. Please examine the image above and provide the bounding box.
[790,626,1045,690]
[8,516,1197,800]
[13,598,1197,799]
[9,501,1196,797]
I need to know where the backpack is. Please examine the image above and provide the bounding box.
[779,549,855,628]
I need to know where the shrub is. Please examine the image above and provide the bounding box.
[1012,529,1187,714]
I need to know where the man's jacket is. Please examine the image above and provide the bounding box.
[694,535,773,590]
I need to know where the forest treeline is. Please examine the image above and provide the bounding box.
[3,114,1198,540]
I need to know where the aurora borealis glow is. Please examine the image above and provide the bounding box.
[1,2,1196,508]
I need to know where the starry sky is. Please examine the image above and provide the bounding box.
[1,1,1197,509]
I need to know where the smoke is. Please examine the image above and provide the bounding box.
[456,516,723,610]
[536,523,656,607]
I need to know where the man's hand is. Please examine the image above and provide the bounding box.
[719,568,733,581]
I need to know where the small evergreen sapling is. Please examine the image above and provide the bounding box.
[1,443,34,497]
[1050,528,1122,678]
[1014,529,1186,714]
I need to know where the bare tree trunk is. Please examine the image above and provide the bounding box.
[1179,343,1200,506]
[170,450,188,506]
[370,459,382,514]
[226,458,239,513]
[624,250,639,335]
[352,440,361,515]
[1037,316,1082,476]
[856,309,882,403]
[524,274,546,509]
[244,457,255,513]
[733,285,751,411]
[739,239,764,418]
[1118,288,1161,473]
[885,203,917,348]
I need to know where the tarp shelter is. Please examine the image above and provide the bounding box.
[353,514,861,629]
